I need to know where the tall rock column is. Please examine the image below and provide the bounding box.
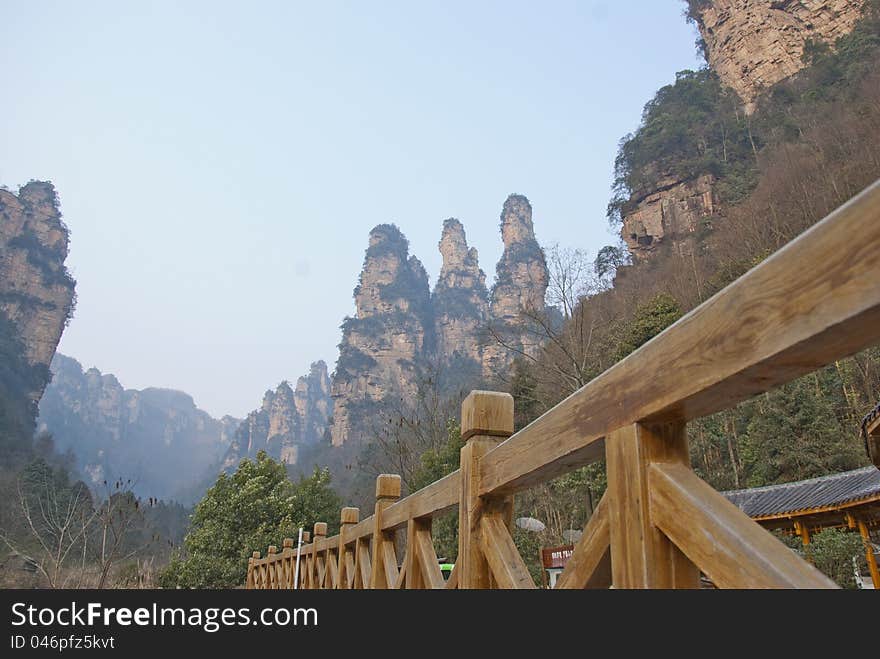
[432,218,488,386]
[330,224,432,446]
[295,360,332,445]
[0,182,76,402]
[482,195,549,381]
[0,181,76,442]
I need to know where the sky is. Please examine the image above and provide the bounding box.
[1,1,702,419]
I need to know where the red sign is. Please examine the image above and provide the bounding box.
[541,545,574,569]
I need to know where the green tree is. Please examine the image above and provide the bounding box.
[805,528,868,589]
[159,452,341,588]
[612,293,682,362]
[738,369,867,487]
[409,420,463,561]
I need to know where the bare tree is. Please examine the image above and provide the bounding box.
[0,471,96,588]
[1,469,152,588]
[485,244,618,401]
[93,481,149,588]
[364,361,465,493]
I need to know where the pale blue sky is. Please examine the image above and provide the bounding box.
[2,1,702,418]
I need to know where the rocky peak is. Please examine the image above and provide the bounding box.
[0,181,76,406]
[491,194,548,320]
[500,194,537,246]
[482,195,550,380]
[222,361,333,468]
[433,219,488,378]
[354,224,430,319]
[438,218,482,281]
[690,0,867,111]
[294,360,332,445]
[266,381,300,463]
[295,360,330,415]
[330,224,433,446]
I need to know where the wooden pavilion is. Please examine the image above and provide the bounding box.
[723,466,880,588]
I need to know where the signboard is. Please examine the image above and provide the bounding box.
[541,544,574,569]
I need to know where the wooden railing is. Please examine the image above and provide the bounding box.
[247,180,880,589]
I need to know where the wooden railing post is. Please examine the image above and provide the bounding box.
[337,507,359,589]
[266,545,278,589]
[246,554,256,589]
[299,531,311,589]
[458,390,515,589]
[313,523,327,589]
[606,421,699,589]
[251,551,261,589]
[370,474,401,589]
[282,538,294,589]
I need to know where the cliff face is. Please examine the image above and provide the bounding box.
[618,1,866,261]
[222,360,332,468]
[482,195,549,380]
[0,182,76,407]
[37,354,236,502]
[433,219,488,375]
[692,0,866,110]
[621,174,715,260]
[295,361,332,451]
[330,226,432,446]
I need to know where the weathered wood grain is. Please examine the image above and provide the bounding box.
[479,514,536,589]
[381,470,459,530]
[459,392,514,588]
[554,493,611,589]
[649,462,837,588]
[369,474,400,589]
[607,423,699,589]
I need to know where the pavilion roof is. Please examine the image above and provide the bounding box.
[722,466,880,519]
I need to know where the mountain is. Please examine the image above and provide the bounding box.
[0,182,76,449]
[617,0,872,263]
[220,361,332,469]
[37,354,238,503]
[326,194,550,450]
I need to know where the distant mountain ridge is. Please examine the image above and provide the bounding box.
[38,354,239,503]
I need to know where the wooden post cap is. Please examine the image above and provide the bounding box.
[303,531,311,543]
[252,551,261,559]
[376,474,402,500]
[268,545,277,555]
[314,522,328,537]
[341,507,359,524]
[283,538,294,549]
[461,390,514,441]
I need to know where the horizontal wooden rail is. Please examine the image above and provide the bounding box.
[381,470,460,530]
[479,180,880,497]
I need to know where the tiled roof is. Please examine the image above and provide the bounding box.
[722,467,880,518]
